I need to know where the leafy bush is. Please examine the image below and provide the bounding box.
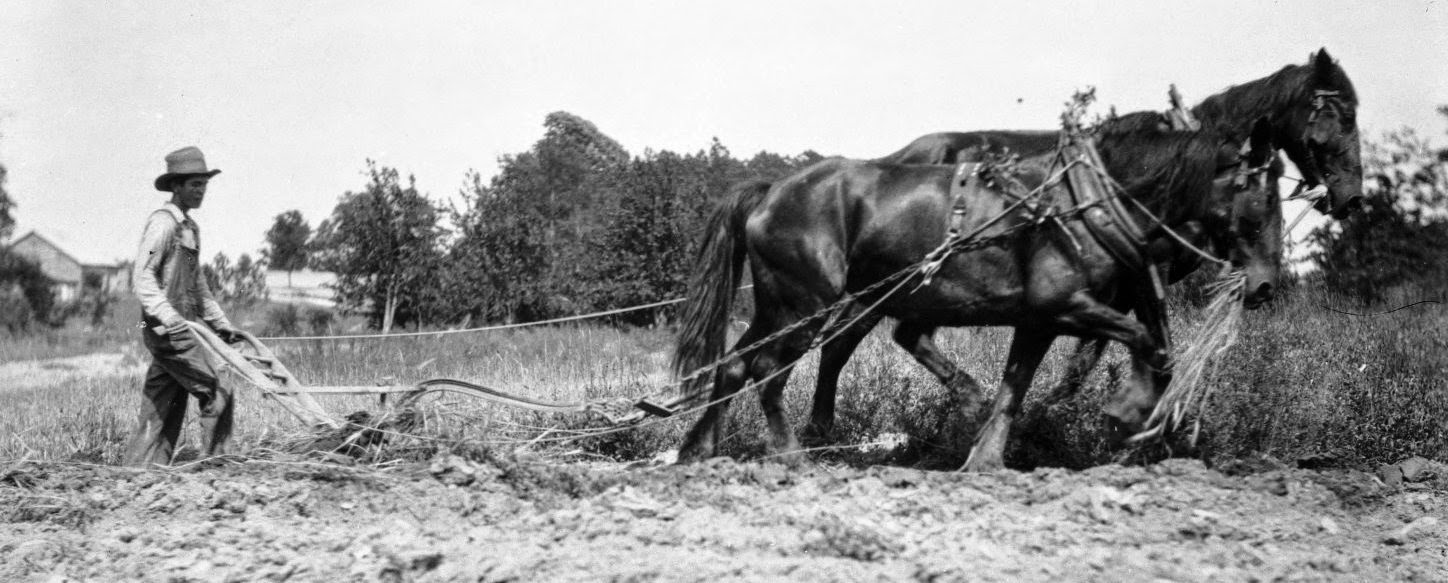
[1311,122,1448,302]
[0,250,54,332]
[260,303,336,337]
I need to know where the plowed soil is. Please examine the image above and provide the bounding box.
[3,455,1445,582]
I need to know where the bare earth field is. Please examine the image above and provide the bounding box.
[3,454,1445,582]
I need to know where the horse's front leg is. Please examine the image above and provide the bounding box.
[962,328,1054,472]
[1049,292,1169,442]
[892,320,988,416]
[1129,290,1174,391]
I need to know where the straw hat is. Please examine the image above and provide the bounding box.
[153,146,222,191]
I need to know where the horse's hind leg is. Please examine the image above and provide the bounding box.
[754,326,817,465]
[678,324,767,463]
[962,328,1054,472]
[677,305,822,464]
[804,306,884,443]
[892,321,988,416]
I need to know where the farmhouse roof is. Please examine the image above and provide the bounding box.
[6,230,86,283]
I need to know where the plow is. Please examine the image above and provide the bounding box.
[188,321,695,455]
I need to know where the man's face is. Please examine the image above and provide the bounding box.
[173,176,210,210]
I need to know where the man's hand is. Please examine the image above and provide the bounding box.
[212,322,245,344]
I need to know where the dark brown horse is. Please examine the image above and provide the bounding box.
[881,49,1361,218]
[799,51,1357,443]
[670,116,1279,470]
[802,115,1286,443]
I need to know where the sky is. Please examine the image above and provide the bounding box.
[2,0,1446,265]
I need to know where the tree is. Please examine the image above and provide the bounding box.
[584,150,711,324]
[0,163,14,243]
[0,251,53,333]
[312,161,445,332]
[1310,108,1448,301]
[263,210,312,287]
[446,112,628,323]
[202,252,269,307]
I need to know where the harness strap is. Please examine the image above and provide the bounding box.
[946,162,982,238]
[1062,139,1151,275]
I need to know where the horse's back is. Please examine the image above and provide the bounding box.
[878,130,1060,165]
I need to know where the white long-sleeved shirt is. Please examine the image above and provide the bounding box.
[132,203,230,328]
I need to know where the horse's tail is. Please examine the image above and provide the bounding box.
[670,179,772,394]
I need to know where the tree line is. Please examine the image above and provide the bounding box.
[269,109,1448,332]
[269,111,823,331]
[3,107,1430,336]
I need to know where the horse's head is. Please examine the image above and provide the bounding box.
[1210,118,1285,308]
[1280,49,1363,219]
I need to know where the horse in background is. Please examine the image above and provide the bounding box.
[882,49,1359,217]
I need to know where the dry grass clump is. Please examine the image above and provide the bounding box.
[1133,269,1246,444]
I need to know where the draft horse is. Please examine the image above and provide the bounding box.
[804,49,1361,442]
[670,116,1281,471]
[880,48,1362,217]
[803,114,1285,442]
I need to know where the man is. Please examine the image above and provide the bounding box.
[123,146,246,466]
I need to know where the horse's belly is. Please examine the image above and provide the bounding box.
[868,249,1032,326]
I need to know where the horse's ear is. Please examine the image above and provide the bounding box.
[1313,48,1336,78]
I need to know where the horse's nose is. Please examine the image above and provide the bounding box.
[1245,282,1273,309]
[1330,196,1364,219]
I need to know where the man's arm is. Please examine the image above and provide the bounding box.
[133,212,183,327]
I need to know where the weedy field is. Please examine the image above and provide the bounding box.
[4,288,1447,582]
[1,283,1444,470]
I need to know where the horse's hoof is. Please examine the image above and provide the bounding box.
[675,444,711,465]
[799,423,834,447]
[1101,413,1143,447]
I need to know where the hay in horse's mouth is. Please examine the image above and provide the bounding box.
[1133,269,1247,444]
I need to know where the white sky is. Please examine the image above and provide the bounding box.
[2,0,1446,264]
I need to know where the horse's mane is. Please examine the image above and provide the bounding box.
[1191,60,1358,139]
[1097,110,1170,136]
[1094,120,1225,222]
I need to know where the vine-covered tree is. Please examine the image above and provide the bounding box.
[263,210,312,287]
[313,161,445,332]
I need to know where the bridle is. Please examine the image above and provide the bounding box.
[1292,89,1346,189]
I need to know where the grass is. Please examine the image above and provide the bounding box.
[1,282,1445,470]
